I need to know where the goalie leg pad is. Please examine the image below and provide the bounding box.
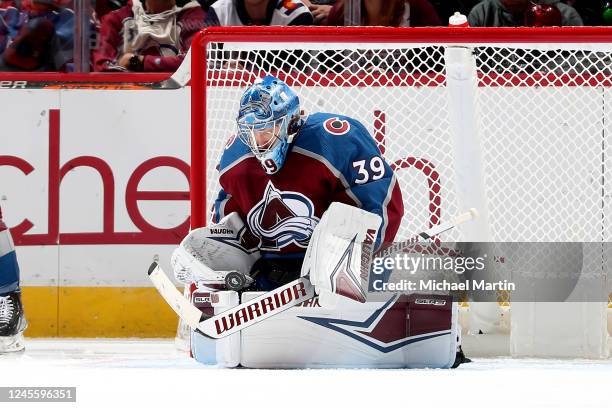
[240,292,460,368]
[190,290,240,367]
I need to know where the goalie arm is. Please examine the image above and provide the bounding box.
[211,187,242,224]
[329,117,404,250]
[336,175,404,250]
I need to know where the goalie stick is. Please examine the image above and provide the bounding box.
[149,208,477,338]
[375,208,479,258]
[148,262,314,339]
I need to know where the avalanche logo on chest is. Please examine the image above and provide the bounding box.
[247,181,319,250]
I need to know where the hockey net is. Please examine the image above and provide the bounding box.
[187,27,612,354]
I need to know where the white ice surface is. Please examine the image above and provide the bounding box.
[1,339,611,408]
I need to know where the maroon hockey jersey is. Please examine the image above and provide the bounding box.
[212,113,404,257]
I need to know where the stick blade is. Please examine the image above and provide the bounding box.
[198,278,314,339]
[148,261,203,329]
[147,261,158,276]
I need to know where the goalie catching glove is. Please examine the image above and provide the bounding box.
[301,202,382,307]
[171,212,260,291]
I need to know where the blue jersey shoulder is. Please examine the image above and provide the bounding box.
[218,134,253,174]
[293,112,381,173]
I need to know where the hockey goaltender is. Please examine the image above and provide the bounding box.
[164,76,469,369]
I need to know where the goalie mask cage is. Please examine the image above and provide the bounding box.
[189,26,612,358]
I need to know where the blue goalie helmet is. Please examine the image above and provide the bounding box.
[236,75,301,174]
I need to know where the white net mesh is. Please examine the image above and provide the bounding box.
[199,40,612,302]
[205,44,458,239]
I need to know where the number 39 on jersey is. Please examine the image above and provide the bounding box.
[352,156,386,184]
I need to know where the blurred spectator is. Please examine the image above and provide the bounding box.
[204,0,314,26]
[428,0,480,23]
[0,7,27,53]
[95,0,128,19]
[194,0,216,8]
[326,0,442,27]
[95,0,199,18]
[301,0,334,25]
[204,1,313,73]
[468,0,583,27]
[563,0,603,26]
[0,0,74,71]
[93,0,205,72]
[604,1,612,24]
[321,0,441,75]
